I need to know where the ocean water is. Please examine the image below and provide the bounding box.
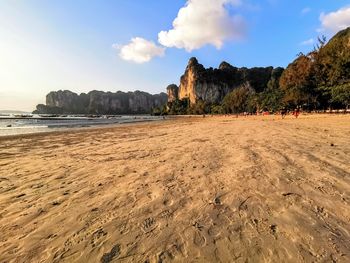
[0,115,163,136]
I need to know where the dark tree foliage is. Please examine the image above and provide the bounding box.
[152,105,168,116]
[167,98,190,115]
[314,30,350,87]
[255,87,284,112]
[33,104,64,114]
[211,105,224,114]
[222,83,256,113]
[314,29,350,109]
[321,83,350,110]
[188,100,211,115]
[279,54,318,108]
[279,27,350,110]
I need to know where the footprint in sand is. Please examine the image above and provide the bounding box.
[315,206,328,219]
[194,230,206,247]
[117,222,130,235]
[141,217,158,233]
[282,192,303,207]
[158,251,174,262]
[158,242,187,262]
[90,228,108,247]
[208,225,221,237]
[163,198,173,206]
[158,209,173,219]
[100,244,120,263]
[270,224,277,235]
[214,197,221,205]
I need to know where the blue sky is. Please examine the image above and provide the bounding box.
[1,0,350,111]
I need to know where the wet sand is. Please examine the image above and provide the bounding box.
[0,114,349,262]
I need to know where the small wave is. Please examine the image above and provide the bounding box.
[0,125,49,130]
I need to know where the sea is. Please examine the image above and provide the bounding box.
[0,112,164,136]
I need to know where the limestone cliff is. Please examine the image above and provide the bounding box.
[166,84,179,103]
[176,57,281,104]
[34,90,167,114]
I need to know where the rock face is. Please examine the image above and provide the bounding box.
[35,90,167,114]
[177,57,282,104]
[166,84,179,102]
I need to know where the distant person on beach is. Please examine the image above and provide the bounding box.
[281,107,287,119]
[293,107,300,118]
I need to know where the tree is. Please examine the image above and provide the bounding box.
[256,67,284,112]
[279,53,318,109]
[320,83,350,110]
[314,28,350,109]
[33,104,64,114]
[222,83,255,113]
[167,98,190,115]
[331,84,350,109]
[314,29,350,88]
[256,88,284,112]
[211,105,224,114]
[152,105,168,116]
[188,100,210,114]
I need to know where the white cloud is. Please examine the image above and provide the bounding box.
[300,38,314,46]
[114,37,165,64]
[320,6,350,33]
[158,0,245,52]
[301,7,311,15]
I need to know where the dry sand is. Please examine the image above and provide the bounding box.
[0,115,349,263]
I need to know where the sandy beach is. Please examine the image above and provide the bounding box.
[0,115,349,263]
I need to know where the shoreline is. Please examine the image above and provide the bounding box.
[0,113,348,140]
[0,117,171,139]
[0,118,170,140]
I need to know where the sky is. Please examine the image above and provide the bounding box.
[0,0,350,111]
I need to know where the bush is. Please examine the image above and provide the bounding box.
[211,105,224,114]
[188,100,210,114]
[167,98,190,115]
